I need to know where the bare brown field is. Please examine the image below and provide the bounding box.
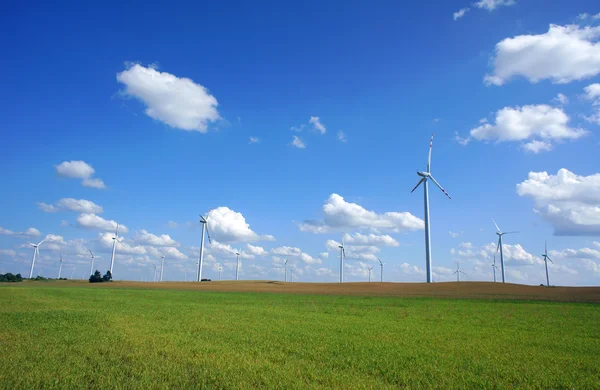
[30,280,600,303]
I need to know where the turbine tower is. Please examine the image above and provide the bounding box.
[218,264,222,281]
[290,268,295,282]
[284,258,288,282]
[88,250,95,277]
[377,257,384,282]
[152,264,158,282]
[160,255,166,282]
[338,234,346,283]
[410,134,451,283]
[28,238,46,279]
[367,265,374,282]
[109,224,122,276]
[58,254,64,279]
[541,241,554,287]
[492,254,500,283]
[197,211,212,282]
[453,262,466,282]
[235,251,240,281]
[493,219,518,283]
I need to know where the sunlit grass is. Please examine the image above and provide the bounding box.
[0,284,598,388]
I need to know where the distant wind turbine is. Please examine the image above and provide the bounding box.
[290,268,295,282]
[284,258,289,282]
[109,224,123,277]
[377,257,384,282]
[152,264,158,282]
[218,264,222,281]
[28,238,46,279]
[367,265,374,282]
[58,254,64,279]
[410,134,452,283]
[541,241,554,287]
[493,219,518,283]
[453,262,466,282]
[338,234,346,283]
[160,255,166,282]
[197,210,212,282]
[88,250,95,277]
[235,250,241,281]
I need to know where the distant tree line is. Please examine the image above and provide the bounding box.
[89,270,112,283]
[0,273,23,282]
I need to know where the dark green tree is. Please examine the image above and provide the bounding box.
[102,270,112,282]
[89,270,103,283]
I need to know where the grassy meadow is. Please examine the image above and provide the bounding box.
[0,282,599,388]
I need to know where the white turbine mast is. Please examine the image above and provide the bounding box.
[197,210,212,282]
[290,267,295,282]
[88,250,95,278]
[492,254,500,283]
[58,254,64,279]
[109,224,124,278]
[28,238,46,279]
[152,264,158,282]
[235,250,241,281]
[284,257,288,282]
[542,241,554,287]
[377,257,384,282]
[410,134,451,283]
[453,261,466,282]
[160,255,166,282]
[339,234,346,283]
[217,264,222,281]
[367,265,374,282]
[493,219,518,283]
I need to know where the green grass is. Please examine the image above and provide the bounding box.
[0,284,599,389]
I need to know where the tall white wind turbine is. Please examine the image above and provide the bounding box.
[88,250,95,277]
[58,254,64,279]
[28,238,46,279]
[338,234,346,283]
[109,224,123,277]
[197,211,212,282]
[235,250,240,281]
[541,241,554,287]
[377,257,384,282]
[410,134,451,283]
[284,258,288,282]
[493,219,518,283]
[367,265,374,282]
[453,261,466,282]
[160,255,166,282]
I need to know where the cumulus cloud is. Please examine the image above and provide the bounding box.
[343,233,399,247]
[134,230,178,247]
[246,244,267,256]
[207,207,274,243]
[299,194,423,234]
[468,104,587,152]
[77,214,128,233]
[485,24,600,86]
[37,198,104,214]
[553,93,568,105]
[583,83,600,124]
[453,8,469,20]
[0,226,41,237]
[270,246,321,264]
[516,169,600,235]
[117,64,220,132]
[146,246,188,260]
[97,232,145,255]
[292,136,306,149]
[309,116,326,134]
[474,0,515,10]
[55,160,106,189]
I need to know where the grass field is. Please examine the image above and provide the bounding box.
[1,282,599,388]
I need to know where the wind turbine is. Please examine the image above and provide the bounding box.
[367,265,374,282]
[492,254,500,283]
[338,234,346,283]
[160,255,166,282]
[493,219,518,283]
[377,257,384,282]
[197,211,212,282]
[453,262,466,282]
[109,224,123,277]
[217,264,222,281]
[28,238,46,279]
[58,254,64,279]
[235,250,241,281]
[88,250,95,277]
[541,241,554,287]
[284,258,288,282]
[290,268,295,282]
[410,134,451,283]
[152,264,158,282]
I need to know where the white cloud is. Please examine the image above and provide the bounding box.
[578,13,600,20]
[37,202,58,212]
[553,93,568,105]
[271,246,302,257]
[146,246,188,260]
[343,233,399,247]
[583,83,600,124]
[292,136,306,149]
[290,124,305,132]
[449,231,463,238]
[319,252,329,260]
[117,64,220,132]
[469,104,587,152]
[60,220,70,227]
[474,0,515,10]
[299,194,423,234]
[453,8,469,20]
[0,226,41,237]
[39,198,104,214]
[207,207,274,242]
[517,169,600,235]
[246,244,267,256]
[97,233,145,255]
[485,24,600,86]
[0,249,16,257]
[249,137,259,144]
[337,131,347,143]
[270,246,321,264]
[454,132,470,146]
[77,214,128,233]
[55,160,106,189]
[459,242,473,249]
[134,230,178,247]
[309,116,326,134]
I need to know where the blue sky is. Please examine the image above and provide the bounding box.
[1,0,600,285]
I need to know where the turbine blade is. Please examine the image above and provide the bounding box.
[28,242,35,246]
[37,238,46,246]
[427,133,433,173]
[410,178,425,193]
[428,175,451,199]
[492,219,501,233]
[206,223,212,244]
[547,256,554,264]
[496,238,500,253]
[503,231,519,235]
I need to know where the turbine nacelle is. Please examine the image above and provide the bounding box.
[417,171,429,178]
